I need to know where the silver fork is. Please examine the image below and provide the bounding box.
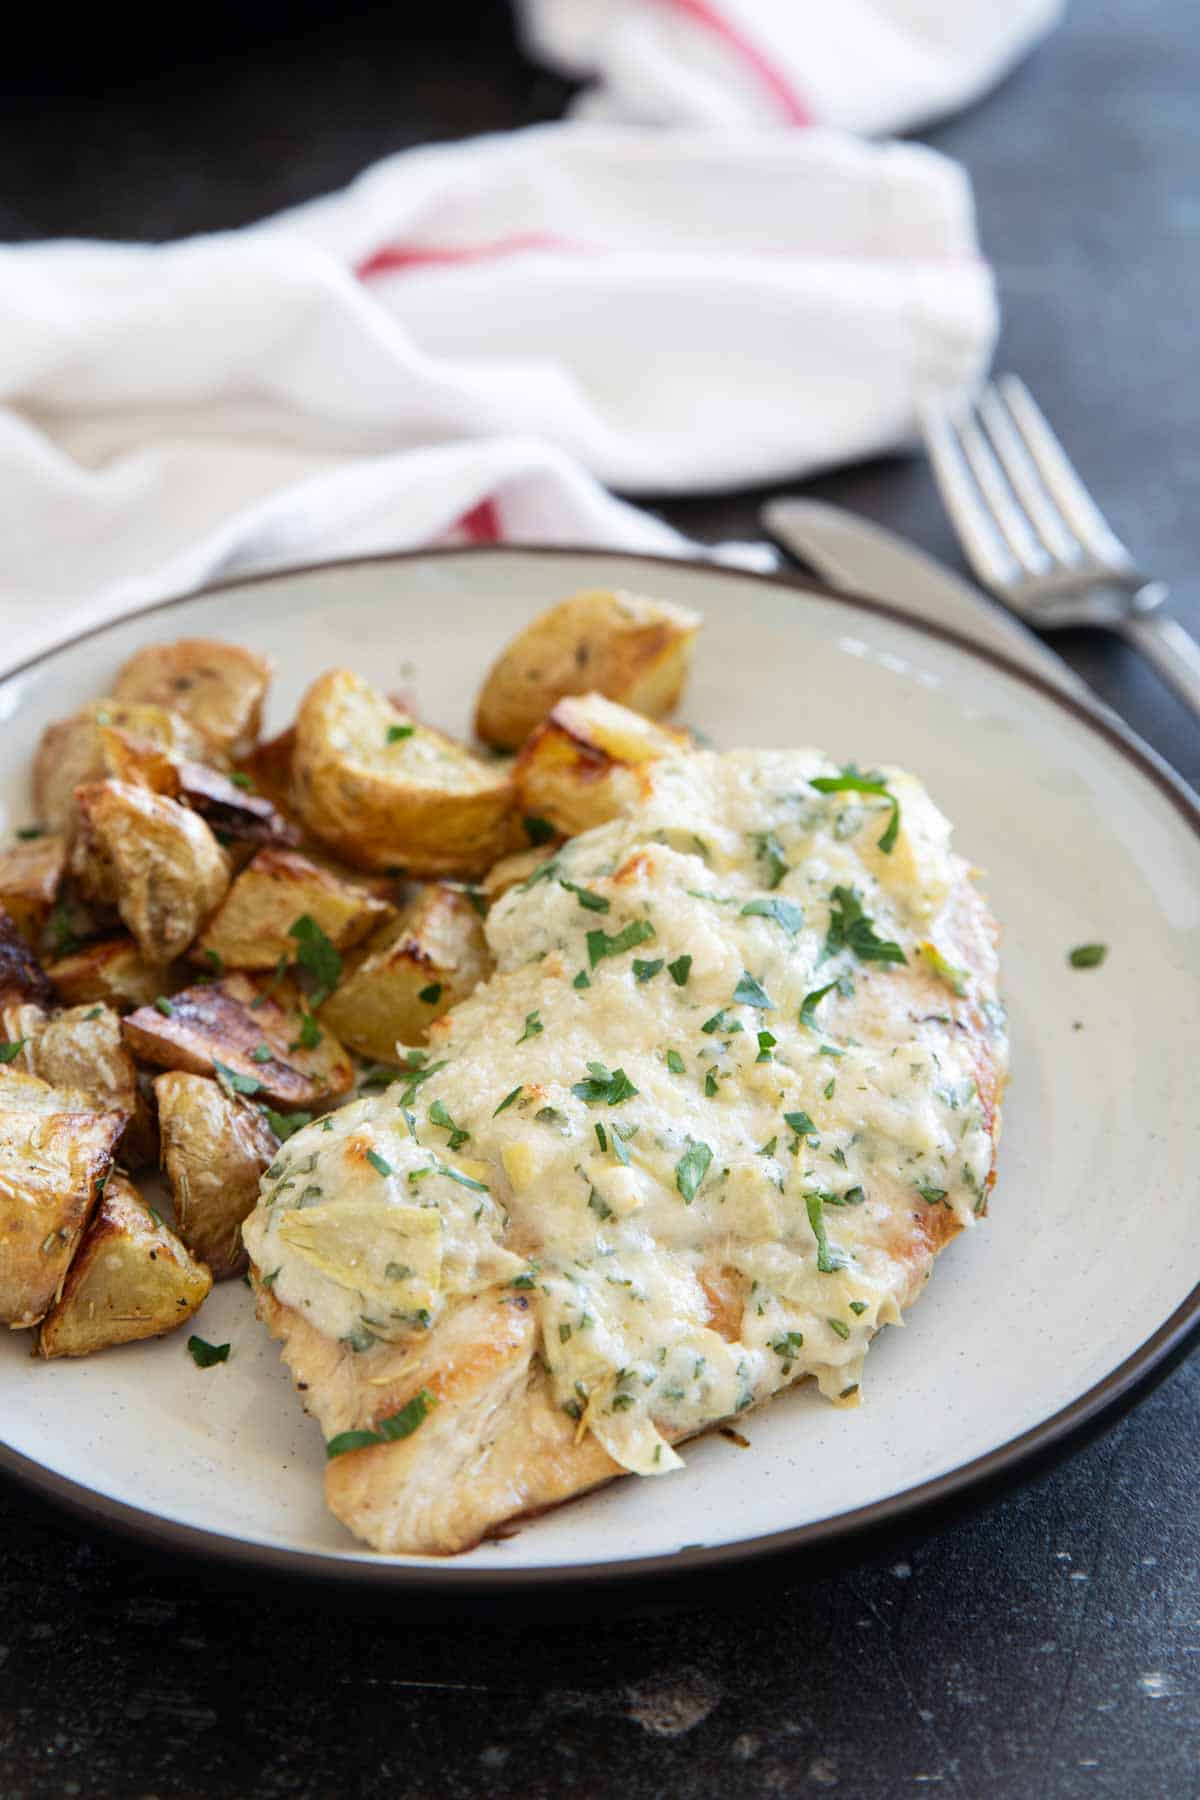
[921,374,1200,720]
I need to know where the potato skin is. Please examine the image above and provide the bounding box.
[74,781,231,964]
[474,589,702,750]
[123,973,353,1109]
[0,1068,127,1329]
[6,999,156,1172]
[319,883,492,1061]
[156,1072,278,1280]
[112,638,272,764]
[45,935,170,1013]
[293,669,515,878]
[512,691,691,837]
[0,834,67,942]
[0,905,55,1008]
[194,848,391,972]
[34,1172,211,1358]
[33,701,203,835]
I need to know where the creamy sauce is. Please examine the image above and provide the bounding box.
[243,749,1006,1476]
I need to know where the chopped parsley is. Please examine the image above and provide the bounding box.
[365,1148,394,1178]
[827,1317,851,1341]
[289,1009,322,1052]
[203,947,224,977]
[805,1191,844,1274]
[15,825,44,840]
[740,896,803,937]
[418,982,443,1005]
[228,771,254,790]
[524,815,557,846]
[811,767,900,854]
[752,830,788,889]
[732,970,773,1010]
[50,904,79,957]
[675,1139,713,1204]
[633,958,664,982]
[573,969,591,990]
[519,857,560,891]
[704,1068,720,1097]
[701,1009,742,1036]
[824,886,906,966]
[667,954,692,987]
[586,919,655,968]
[250,1044,272,1064]
[756,1030,776,1063]
[772,1331,805,1358]
[666,1049,685,1074]
[917,1183,948,1205]
[260,1106,312,1140]
[428,1099,469,1150]
[588,1188,614,1221]
[325,1388,437,1459]
[571,1062,639,1106]
[213,1060,262,1097]
[386,723,415,743]
[0,1040,26,1064]
[849,1300,869,1316]
[493,1085,523,1116]
[784,1110,817,1140]
[1068,943,1108,969]
[287,914,342,1004]
[83,1006,103,1021]
[559,879,610,913]
[153,995,174,1017]
[516,1010,543,1044]
[799,981,839,1030]
[397,1059,447,1107]
[187,1336,230,1368]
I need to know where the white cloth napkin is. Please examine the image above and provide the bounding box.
[0,2,1060,670]
[518,0,1064,134]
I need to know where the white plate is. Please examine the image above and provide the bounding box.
[1,547,1197,1589]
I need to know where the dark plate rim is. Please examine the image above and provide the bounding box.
[2,542,1197,1591]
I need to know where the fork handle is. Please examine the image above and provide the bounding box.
[1119,610,1200,721]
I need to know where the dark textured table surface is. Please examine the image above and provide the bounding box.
[1,6,1197,1796]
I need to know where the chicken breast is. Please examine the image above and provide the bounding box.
[245,748,1006,1555]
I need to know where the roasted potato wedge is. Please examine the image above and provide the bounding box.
[512,691,691,836]
[0,833,67,942]
[0,905,55,1008]
[73,781,230,963]
[293,669,514,878]
[474,589,701,750]
[33,701,204,836]
[45,935,171,1012]
[1,998,154,1171]
[156,1071,278,1280]
[35,1173,211,1357]
[193,848,391,973]
[0,1068,127,1328]
[123,973,353,1109]
[235,726,300,822]
[319,883,491,1061]
[112,637,272,764]
[97,724,298,850]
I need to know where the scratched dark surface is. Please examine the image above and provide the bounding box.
[1,3,1198,1796]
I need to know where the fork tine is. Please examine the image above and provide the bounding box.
[977,384,1080,567]
[954,409,1051,576]
[920,403,1023,591]
[995,374,1135,570]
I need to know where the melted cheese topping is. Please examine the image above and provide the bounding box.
[244,750,1006,1475]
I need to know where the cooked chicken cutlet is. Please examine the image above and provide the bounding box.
[244,749,1006,1555]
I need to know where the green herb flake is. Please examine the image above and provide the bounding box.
[250,1044,272,1064]
[772,1331,805,1357]
[586,919,656,968]
[675,1139,713,1204]
[756,1029,776,1063]
[15,825,44,840]
[83,1006,104,1021]
[827,1317,851,1340]
[524,815,557,846]
[187,1336,230,1369]
[50,905,79,956]
[917,1183,948,1205]
[289,1010,322,1052]
[0,1039,26,1065]
[493,1085,523,1117]
[365,1149,394,1178]
[571,1062,639,1107]
[752,830,789,890]
[740,896,803,937]
[704,1068,720,1097]
[202,947,224,978]
[732,970,773,1010]
[260,1106,312,1141]
[811,767,900,854]
[287,913,343,1004]
[849,1300,869,1316]
[386,723,415,743]
[559,878,610,914]
[799,981,839,1030]
[824,885,907,967]
[588,1188,614,1221]
[666,1049,685,1074]
[805,1191,844,1274]
[516,1010,544,1044]
[325,1387,437,1459]
[212,1059,262,1097]
[1068,943,1108,969]
[428,1099,469,1151]
[520,857,560,892]
[633,958,664,983]
[152,995,174,1017]
[418,982,443,1005]
[667,954,693,987]
[573,969,591,990]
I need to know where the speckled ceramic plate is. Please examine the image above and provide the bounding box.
[1,548,1197,1589]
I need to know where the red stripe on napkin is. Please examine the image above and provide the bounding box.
[357,234,576,281]
[655,0,812,125]
[457,498,503,543]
